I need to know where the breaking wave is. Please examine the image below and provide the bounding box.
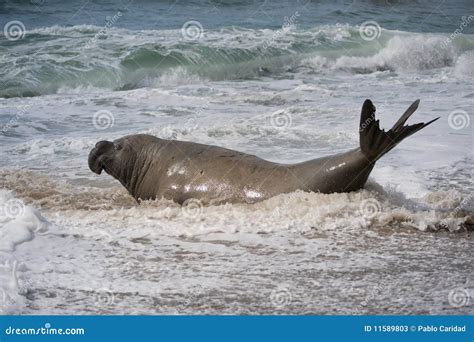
[1,25,473,98]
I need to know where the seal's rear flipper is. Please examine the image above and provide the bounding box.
[359,99,439,161]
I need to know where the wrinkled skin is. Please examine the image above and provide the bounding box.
[88,134,374,204]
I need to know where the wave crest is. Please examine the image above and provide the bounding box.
[1,25,473,98]
[305,35,459,74]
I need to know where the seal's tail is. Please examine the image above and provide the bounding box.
[359,99,439,161]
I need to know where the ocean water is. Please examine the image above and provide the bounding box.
[0,0,473,314]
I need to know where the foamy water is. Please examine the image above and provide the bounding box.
[0,1,473,314]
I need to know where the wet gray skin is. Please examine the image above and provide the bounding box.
[88,99,438,204]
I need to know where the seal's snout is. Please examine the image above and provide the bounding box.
[95,140,112,150]
[88,140,113,175]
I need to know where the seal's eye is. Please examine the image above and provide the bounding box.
[114,142,122,151]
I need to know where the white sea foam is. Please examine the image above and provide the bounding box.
[2,25,473,98]
[0,190,49,314]
[0,171,470,236]
[453,51,474,78]
[304,35,461,74]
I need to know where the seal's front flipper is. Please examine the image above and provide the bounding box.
[359,99,439,161]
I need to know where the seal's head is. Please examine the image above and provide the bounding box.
[88,134,159,192]
[88,140,114,175]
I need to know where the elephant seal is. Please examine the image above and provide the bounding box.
[89,99,438,204]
